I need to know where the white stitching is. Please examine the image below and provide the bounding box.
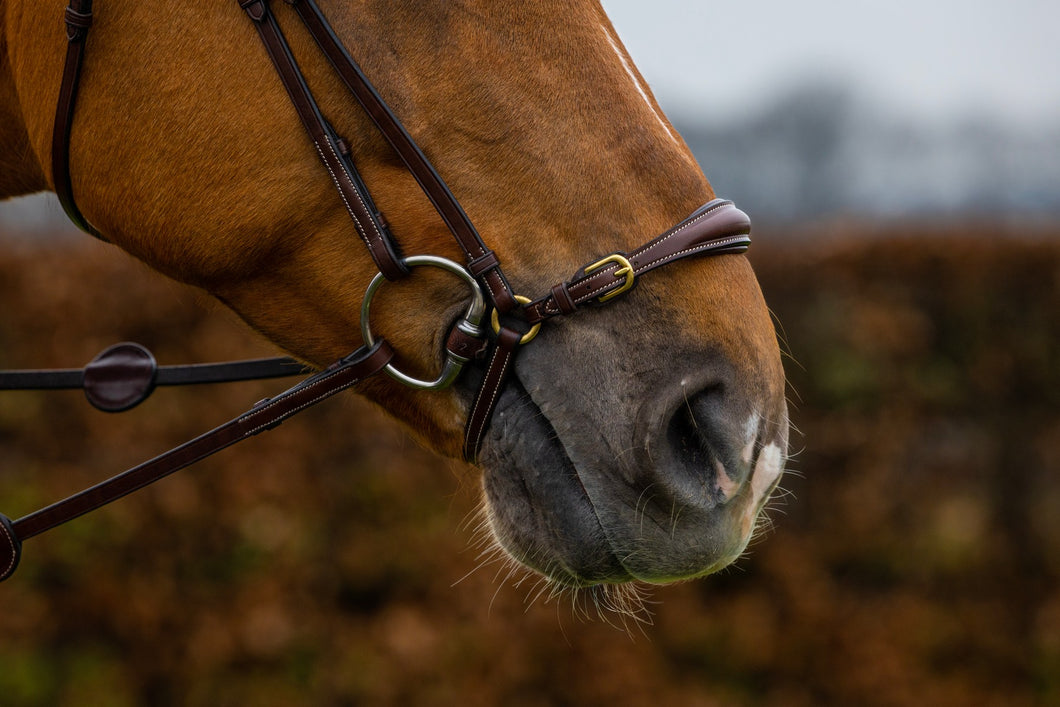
[573,202,740,301]
[483,272,502,301]
[544,202,735,312]
[242,369,355,436]
[631,201,727,265]
[569,266,622,299]
[1,523,16,577]
[465,341,513,452]
[579,236,748,301]
[313,141,387,257]
[321,138,387,246]
[636,235,749,272]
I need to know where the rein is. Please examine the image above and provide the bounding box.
[0,0,752,582]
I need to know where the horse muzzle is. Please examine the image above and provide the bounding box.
[475,312,789,586]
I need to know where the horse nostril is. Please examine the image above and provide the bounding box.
[667,386,720,468]
[664,385,753,504]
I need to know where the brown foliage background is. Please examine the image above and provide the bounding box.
[1,223,1058,706]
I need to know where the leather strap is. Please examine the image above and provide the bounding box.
[463,327,522,461]
[459,200,750,459]
[0,341,393,581]
[52,0,105,240]
[523,199,751,324]
[0,342,304,411]
[0,513,19,583]
[18,0,761,573]
[240,0,408,280]
[288,0,518,312]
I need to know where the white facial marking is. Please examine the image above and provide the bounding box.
[601,23,681,147]
[741,413,760,465]
[750,443,784,511]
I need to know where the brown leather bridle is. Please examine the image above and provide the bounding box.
[0,0,751,581]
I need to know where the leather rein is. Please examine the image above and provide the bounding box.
[0,0,752,582]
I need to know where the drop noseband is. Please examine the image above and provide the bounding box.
[0,0,751,581]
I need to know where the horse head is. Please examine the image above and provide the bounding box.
[2,0,788,588]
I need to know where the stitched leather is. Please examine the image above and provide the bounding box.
[289,0,518,311]
[523,200,751,324]
[467,252,500,278]
[52,0,105,240]
[4,342,393,565]
[240,0,408,280]
[0,513,20,582]
[463,327,522,461]
[10,0,758,577]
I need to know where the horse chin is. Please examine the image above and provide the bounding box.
[478,377,634,586]
[477,360,788,587]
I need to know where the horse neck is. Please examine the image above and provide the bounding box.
[0,0,47,198]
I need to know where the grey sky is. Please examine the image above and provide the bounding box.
[601,0,1060,127]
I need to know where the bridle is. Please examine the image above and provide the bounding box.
[0,0,752,582]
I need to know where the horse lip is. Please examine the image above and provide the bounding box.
[478,369,741,585]
[478,377,634,586]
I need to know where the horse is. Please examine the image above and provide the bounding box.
[0,0,789,590]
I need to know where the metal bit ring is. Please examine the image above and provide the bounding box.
[360,255,487,390]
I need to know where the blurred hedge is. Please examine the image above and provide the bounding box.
[0,223,1057,706]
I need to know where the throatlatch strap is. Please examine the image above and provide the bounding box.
[0,341,394,582]
[52,0,105,240]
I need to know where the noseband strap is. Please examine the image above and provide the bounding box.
[460,199,750,459]
[523,199,751,325]
[463,326,523,460]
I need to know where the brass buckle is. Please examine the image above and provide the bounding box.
[584,254,635,303]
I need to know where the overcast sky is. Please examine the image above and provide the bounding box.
[601,0,1060,128]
